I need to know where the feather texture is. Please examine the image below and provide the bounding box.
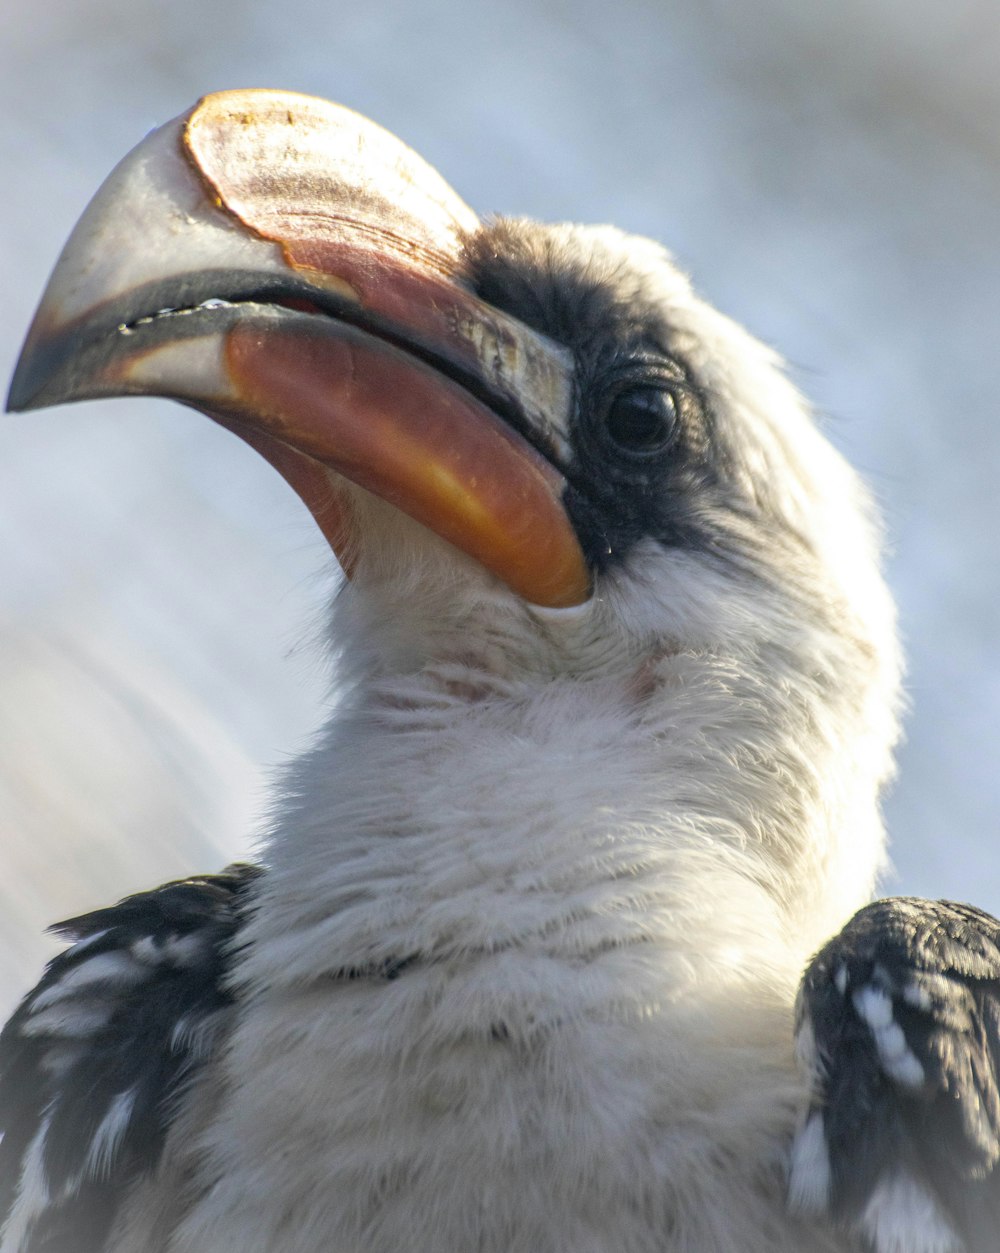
[793,897,1000,1253]
[0,866,259,1253]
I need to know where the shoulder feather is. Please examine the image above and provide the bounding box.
[0,864,261,1253]
[791,897,1000,1253]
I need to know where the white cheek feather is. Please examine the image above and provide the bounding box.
[160,227,903,1253]
[2,222,907,1253]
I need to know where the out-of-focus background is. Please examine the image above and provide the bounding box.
[1,0,998,1009]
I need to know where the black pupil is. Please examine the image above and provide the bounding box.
[604,387,675,452]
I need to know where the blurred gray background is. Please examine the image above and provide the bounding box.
[1,0,998,1008]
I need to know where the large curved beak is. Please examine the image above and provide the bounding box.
[8,90,590,609]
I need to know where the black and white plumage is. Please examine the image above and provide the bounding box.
[791,898,1000,1252]
[0,868,259,1253]
[2,89,998,1252]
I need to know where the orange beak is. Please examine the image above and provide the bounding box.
[8,90,591,610]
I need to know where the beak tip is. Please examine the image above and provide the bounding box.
[6,318,112,415]
[6,353,38,413]
[7,335,65,413]
[8,308,62,412]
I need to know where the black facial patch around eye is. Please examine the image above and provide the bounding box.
[463,219,737,571]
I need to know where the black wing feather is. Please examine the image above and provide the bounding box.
[796,896,1000,1253]
[0,863,261,1253]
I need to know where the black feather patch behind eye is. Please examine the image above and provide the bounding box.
[462,218,746,570]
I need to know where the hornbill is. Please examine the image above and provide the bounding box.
[2,90,998,1253]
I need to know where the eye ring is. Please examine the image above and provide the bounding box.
[601,385,678,455]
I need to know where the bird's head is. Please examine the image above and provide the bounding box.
[8,91,901,948]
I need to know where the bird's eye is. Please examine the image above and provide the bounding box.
[601,386,677,455]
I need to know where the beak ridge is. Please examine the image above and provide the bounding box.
[7,90,592,609]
